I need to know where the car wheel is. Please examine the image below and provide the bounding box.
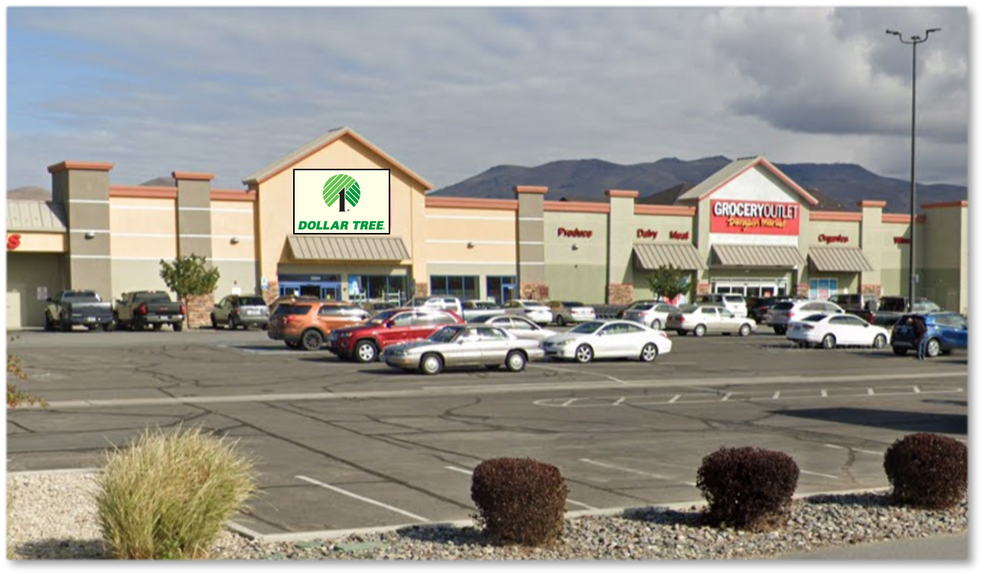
[892,347,908,356]
[355,340,378,363]
[555,315,567,327]
[739,324,751,337]
[574,344,594,364]
[301,329,324,351]
[640,343,658,362]
[59,320,71,332]
[103,322,115,332]
[285,341,301,350]
[152,323,163,331]
[926,338,942,358]
[676,330,687,336]
[693,324,707,337]
[872,334,887,349]
[211,314,218,329]
[650,319,662,330]
[261,323,269,331]
[821,333,837,350]
[773,326,787,335]
[796,341,809,349]
[44,314,55,332]
[173,323,184,333]
[228,315,239,330]
[420,353,444,375]
[505,350,527,372]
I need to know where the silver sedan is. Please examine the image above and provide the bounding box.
[665,304,757,337]
[381,324,545,375]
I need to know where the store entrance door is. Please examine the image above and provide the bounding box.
[502,283,517,302]
[712,279,785,298]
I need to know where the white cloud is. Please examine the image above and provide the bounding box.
[5,7,968,190]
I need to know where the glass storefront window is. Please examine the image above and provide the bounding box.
[278,274,341,301]
[809,278,838,300]
[353,275,408,303]
[485,276,517,304]
[430,275,480,301]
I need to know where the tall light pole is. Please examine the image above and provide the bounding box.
[886,27,940,312]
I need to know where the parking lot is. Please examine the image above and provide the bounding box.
[7,327,967,540]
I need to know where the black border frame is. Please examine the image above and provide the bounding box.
[292,168,392,235]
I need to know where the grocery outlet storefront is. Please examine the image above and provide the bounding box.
[6,128,968,328]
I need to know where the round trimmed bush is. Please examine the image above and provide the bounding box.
[471,458,568,546]
[96,427,257,559]
[696,446,800,531]
[884,433,967,510]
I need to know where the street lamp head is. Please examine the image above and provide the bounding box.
[927,28,942,34]
[886,29,900,35]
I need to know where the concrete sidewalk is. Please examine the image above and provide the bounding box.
[777,533,968,560]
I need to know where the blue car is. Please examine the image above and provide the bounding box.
[890,312,968,357]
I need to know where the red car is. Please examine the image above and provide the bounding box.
[327,308,463,362]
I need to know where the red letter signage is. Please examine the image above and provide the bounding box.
[817,234,848,244]
[7,234,21,250]
[710,200,801,236]
[557,227,593,239]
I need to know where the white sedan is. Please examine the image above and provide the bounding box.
[786,313,891,349]
[469,314,558,342]
[542,320,672,363]
[504,299,553,325]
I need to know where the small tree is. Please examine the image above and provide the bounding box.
[159,255,220,300]
[647,264,692,302]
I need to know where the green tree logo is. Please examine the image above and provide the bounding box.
[322,174,361,212]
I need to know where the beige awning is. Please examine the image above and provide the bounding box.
[633,243,705,270]
[712,244,805,268]
[6,201,67,232]
[287,236,410,261]
[809,246,873,272]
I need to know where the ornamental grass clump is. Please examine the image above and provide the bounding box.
[696,446,800,531]
[96,427,256,559]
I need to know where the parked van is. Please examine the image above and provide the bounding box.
[698,293,748,318]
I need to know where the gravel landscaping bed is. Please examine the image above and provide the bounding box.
[7,471,967,560]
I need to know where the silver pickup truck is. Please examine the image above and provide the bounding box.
[44,290,115,331]
[462,300,505,321]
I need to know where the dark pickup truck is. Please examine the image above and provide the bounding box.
[859,296,942,328]
[44,290,115,331]
[830,294,878,320]
[115,291,186,331]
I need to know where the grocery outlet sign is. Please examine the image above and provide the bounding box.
[292,169,391,235]
[710,200,800,236]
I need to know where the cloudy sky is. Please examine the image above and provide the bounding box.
[5,5,969,191]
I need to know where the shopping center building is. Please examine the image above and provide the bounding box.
[6,127,968,328]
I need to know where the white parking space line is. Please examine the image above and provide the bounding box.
[296,475,430,522]
[667,394,680,404]
[579,459,673,480]
[527,363,627,384]
[720,392,733,402]
[824,444,883,457]
[821,389,828,398]
[800,470,839,480]
[913,386,921,393]
[868,387,875,396]
[613,397,626,406]
[772,391,781,400]
[444,466,597,510]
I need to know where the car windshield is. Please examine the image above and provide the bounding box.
[518,300,543,307]
[802,314,828,322]
[570,321,605,334]
[137,293,171,303]
[237,297,266,306]
[679,305,698,313]
[406,298,431,307]
[61,291,101,303]
[428,326,462,343]
[563,302,585,307]
[773,302,795,311]
[470,314,495,323]
[369,310,400,324]
[286,304,312,315]
[628,302,654,310]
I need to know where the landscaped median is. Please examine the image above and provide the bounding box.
[6,432,968,560]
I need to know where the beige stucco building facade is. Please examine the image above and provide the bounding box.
[5,128,969,328]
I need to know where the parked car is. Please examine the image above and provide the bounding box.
[829,293,879,317]
[542,320,672,363]
[890,312,968,357]
[615,299,662,319]
[461,300,506,321]
[381,324,544,375]
[114,291,185,331]
[866,297,942,327]
[44,290,114,332]
[211,294,271,330]
[360,300,399,315]
[746,296,798,325]
[786,313,890,349]
[698,293,748,318]
[620,300,680,330]
[665,304,757,337]
[268,301,370,351]
[503,299,553,325]
[764,300,844,335]
[547,301,597,326]
[406,296,464,317]
[327,308,462,362]
[267,294,321,314]
[469,314,558,341]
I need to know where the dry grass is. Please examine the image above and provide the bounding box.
[95,427,257,559]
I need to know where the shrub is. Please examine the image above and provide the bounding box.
[96,427,256,559]
[696,446,799,531]
[883,433,967,510]
[471,458,568,546]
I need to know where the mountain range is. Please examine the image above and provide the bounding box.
[430,156,967,213]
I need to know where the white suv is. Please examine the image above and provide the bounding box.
[699,294,748,318]
[406,296,463,317]
[765,300,844,335]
